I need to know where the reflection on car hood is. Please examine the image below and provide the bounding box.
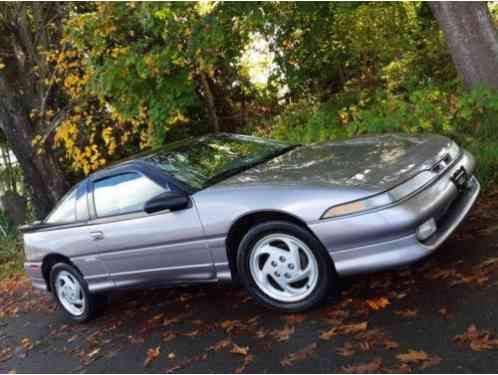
[214,134,454,192]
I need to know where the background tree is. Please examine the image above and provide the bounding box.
[0,3,70,218]
[0,1,497,222]
[50,2,263,175]
[429,1,498,89]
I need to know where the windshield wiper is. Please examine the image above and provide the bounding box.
[203,145,300,188]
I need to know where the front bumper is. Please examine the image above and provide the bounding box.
[24,262,48,291]
[309,150,480,276]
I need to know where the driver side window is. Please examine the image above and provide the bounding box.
[93,173,167,218]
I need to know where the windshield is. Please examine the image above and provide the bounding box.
[142,134,293,190]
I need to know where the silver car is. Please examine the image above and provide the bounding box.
[22,133,479,322]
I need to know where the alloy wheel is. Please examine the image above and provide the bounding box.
[249,233,319,303]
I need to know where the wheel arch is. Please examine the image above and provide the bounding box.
[225,210,330,281]
[41,253,80,291]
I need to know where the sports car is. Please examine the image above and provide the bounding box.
[22,133,480,321]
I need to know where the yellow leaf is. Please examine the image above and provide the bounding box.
[230,343,249,356]
[366,297,390,310]
[396,350,429,363]
[20,338,33,350]
[144,346,160,367]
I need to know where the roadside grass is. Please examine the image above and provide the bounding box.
[0,235,24,281]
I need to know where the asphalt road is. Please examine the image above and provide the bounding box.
[1,200,498,374]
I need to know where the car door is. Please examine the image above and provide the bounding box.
[39,181,114,292]
[88,170,215,288]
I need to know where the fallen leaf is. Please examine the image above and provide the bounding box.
[454,324,498,351]
[0,348,12,363]
[438,307,449,319]
[283,314,306,325]
[319,327,338,341]
[479,257,498,268]
[161,332,177,342]
[385,363,411,373]
[320,322,368,341]
[129,335,145,344]
[366,297,390,310]
[150,313,164,322]
[358,341,371,352]
[87,348,101,359]
[396,350,429,363]
[255,328,269,339]
[182,329,199,337]
[220,320,244,333]
[235,354,254,373]
[270,325,295,342]
[281,343,317,367]
[20,338,33,350]
[341,321,369,335]
[163,317,180,326]
[144,346,160,367]
[165,353,207,373]
[231,343,249,356]
[384,338,400,350]
[336,341,355,357]
[341,357,383,373]
[208,338,232,351]
[420,355,442,369]
[394,309,417,318]
[395,292,407,300]
[67,335,79,343]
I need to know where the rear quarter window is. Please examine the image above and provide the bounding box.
[45,188,77,224]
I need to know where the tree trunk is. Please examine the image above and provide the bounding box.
[1,144,14,192]
[200,72,220,133]
[429,2,498,89]
[4,146,17,193]
[0,78,68,219]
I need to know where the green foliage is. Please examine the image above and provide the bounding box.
[48,2,498,192]
[252,2,454,99]
[0,224,23,280]
[65,2,258,146]
[0,210,23,280]
[253,84,498,189]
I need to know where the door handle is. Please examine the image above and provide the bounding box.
[90,231,104,241]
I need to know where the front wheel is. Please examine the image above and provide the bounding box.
[50,263,104,322]
[237,221,335,312]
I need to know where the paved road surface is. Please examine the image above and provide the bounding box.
[1,201,498,373]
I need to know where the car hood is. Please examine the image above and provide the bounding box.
[214,134,454,192]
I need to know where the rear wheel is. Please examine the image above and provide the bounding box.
[237,221,335,312]
[50,263,105,322]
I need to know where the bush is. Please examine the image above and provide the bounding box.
[251,84,498,190]
[0,210,23,280]
[0,235,23,280]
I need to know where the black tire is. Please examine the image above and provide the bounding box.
[50,263,106,323]
[236,221,336,312]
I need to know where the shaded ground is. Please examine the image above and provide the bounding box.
[1,192,498,374]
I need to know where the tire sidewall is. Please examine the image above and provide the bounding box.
[237,221,334,312]
[50,263,93,323]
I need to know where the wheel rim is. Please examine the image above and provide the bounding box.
[249,233,319,303]
[55,270,86,316]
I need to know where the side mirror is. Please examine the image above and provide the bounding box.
[144,192,189,214]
